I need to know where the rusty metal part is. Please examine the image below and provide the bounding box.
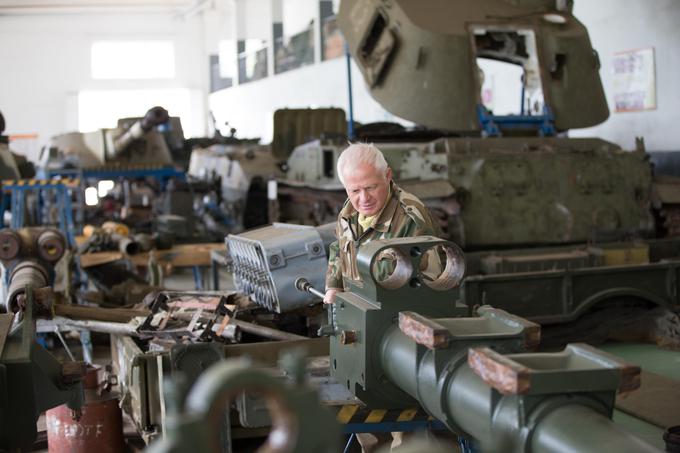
[0,227,65,265]
[468,343,642,396]
[398,311,451,349]
[61,362,89,386]
[0,229,21,261]
[467,347,532,395]
[6,261,48,313]
[661,206,680,237]
[32,287,56,319]
[46,366,124,453]
[339,330,358,345]
[37,229,66,263]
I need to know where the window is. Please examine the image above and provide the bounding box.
[78,89,193,134]
[472,28,545,116]
[91,41,175,79]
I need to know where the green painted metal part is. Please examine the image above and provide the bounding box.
[147,352,340,453]
[438,137,654,247]
[0,286,85,451]
[459,237,680,325]
[329,236,662,452]
[338,0,608,132]
[284,136,654,248]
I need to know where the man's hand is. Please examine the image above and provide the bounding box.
[324,289,340,304]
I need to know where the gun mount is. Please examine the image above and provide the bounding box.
[297,236,661,452]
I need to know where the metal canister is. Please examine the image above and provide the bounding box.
[46,365,124,453]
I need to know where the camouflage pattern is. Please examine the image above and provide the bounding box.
[326,181,439,290]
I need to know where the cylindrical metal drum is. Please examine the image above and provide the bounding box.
[46,366,124,453]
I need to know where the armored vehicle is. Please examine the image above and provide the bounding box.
[40,106,174,171]
[265,0,680,346]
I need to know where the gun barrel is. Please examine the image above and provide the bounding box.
[113,106,169,155]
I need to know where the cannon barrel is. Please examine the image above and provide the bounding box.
[112,106,169,156]
[308,236,661,453]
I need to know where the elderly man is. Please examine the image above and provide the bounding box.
[324,142,439,302]
[323,143,440,451]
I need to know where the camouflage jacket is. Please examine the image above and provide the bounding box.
[325,181,439,290]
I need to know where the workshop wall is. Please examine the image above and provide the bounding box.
[210,0,680,151]
[569,0,679,151]
[0,12,208,161]
[209,56,409,143]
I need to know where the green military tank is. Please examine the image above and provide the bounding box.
[272,0,680,346]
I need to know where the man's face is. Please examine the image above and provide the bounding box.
[342,162,392,216]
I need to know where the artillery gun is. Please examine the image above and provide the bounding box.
[294,236,662,452]
[41,106,174,171]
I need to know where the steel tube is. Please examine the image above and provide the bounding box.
[379,327,659,453]
[39,317,139,336]
[531,404,660,453]
[231,319,307,341]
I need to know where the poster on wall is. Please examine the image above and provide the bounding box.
[611,47,656,112]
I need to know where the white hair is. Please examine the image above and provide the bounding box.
[336,143,389,185]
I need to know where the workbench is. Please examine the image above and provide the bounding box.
[78,242,225,268]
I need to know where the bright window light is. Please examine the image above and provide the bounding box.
[91,41,175,79]
[218,40,237,79]
[78,89,191,133]
[97,180,115,198]
[85,187,99,206]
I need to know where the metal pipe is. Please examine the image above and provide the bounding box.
[531,404,662,452]
[345,41,355,140]
[379,327,660,453]
[295,277,326,300]
[111,233,140,255]
[38,317,139,337]
[229,319,307,342]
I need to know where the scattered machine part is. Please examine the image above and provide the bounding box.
[227,223,335,313]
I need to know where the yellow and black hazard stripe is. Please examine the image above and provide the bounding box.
[83,163,172,171]
[336,405,435,425]
[2,178,80,190]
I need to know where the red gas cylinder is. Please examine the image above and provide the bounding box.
[46,365,124,453]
